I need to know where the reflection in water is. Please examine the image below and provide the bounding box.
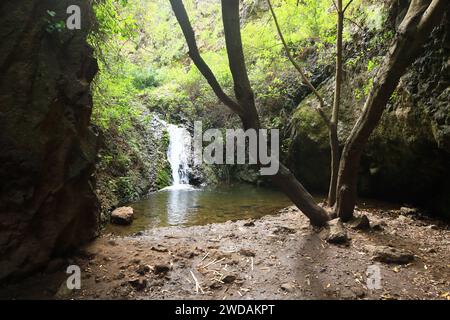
[165,186,199,225]
[106,184,292,237]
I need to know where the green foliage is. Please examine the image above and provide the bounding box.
[45,10,65,33]
[132,67,160,90]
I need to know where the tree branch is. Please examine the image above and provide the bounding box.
[267,0,331,128]
[169,0,244,117]
[343,0,354,14]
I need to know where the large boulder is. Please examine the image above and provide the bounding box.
[0,0,99,282]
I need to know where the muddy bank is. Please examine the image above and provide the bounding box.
[1,206,449,300]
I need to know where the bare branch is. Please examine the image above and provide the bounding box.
[343,0,354,14]
[169,0,244,117]
[267,0,331,127]
[332,0,339,12]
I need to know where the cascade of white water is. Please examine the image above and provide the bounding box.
[166,124,191,186]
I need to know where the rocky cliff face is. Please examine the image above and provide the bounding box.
[0,0,99,281]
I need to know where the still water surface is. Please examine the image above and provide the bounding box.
[106,184,292,236]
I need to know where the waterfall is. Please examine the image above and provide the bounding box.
[166,124,192,187]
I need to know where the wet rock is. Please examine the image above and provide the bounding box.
[128,278,147,291]
[154,264,171,274]
[239,248,256,257]
[280,283,295,292]
[365,245,414,264]
[326,219,349,244]
[350,215,371,230]
[222,275,237,284]
[111,207,134,225]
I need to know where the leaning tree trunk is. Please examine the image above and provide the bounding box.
[170,0,330,226]
[336,0,447,221]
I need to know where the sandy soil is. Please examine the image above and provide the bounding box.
[1,206,449,300]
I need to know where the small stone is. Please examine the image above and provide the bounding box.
[243,221,255,227]
[128,278,147,291]
[107,239,117,246]
[136,264,150,275]
[400,207,418,216]
[350,215,371,230]
[273,226,296,235]
[209,282,223,290]
[396,215,411,223]
[239,248,256,257]
[222,275,237,284]
[177,250,196,259]
[115,271,125,280]
[154,264,170,274]
[280,283,295,292]
[151,245,168,252]
[111,207,134,225]
[365,245,414,264]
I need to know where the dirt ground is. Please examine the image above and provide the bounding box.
[1,206,449,300]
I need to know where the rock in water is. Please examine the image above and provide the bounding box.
[350,215,371,230]
[326,219,349,244]
[111,207,134,225]
[365,245,414,264]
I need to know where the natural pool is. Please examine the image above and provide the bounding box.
[105,184,292,236]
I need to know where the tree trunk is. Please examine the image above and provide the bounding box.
[327,1,344,207]
[336,0,447,221]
